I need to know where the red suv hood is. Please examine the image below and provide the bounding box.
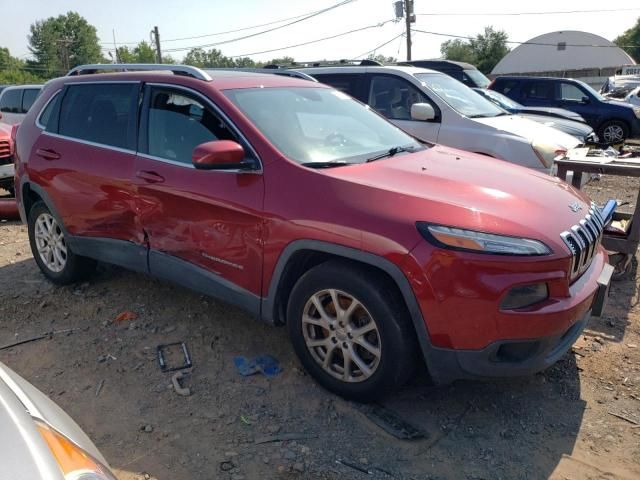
[326,145,592,252]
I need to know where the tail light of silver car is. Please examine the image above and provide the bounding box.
[560,203,605,281]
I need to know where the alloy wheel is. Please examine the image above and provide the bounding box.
[302,289,382,383]
[34,213,67,272]
[603,124,624,143]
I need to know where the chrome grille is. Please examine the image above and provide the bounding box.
[0,140,10,159]
[560,202,604,280]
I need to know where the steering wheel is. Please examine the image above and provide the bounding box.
[324,132,349,147]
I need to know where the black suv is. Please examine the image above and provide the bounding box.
[401,60,490,88]
[490,76,640,143]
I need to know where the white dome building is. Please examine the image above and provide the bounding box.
[491,31,636,87]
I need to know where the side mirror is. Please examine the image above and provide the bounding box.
[192,140,252,170]
[580,96,590,105]
[411,103,436,121]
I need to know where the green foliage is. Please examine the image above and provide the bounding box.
[440,26,509,74]
[614,17,640,63]
[0,47,44,84]
[366,54,398,65]
[117,41,157,63]
[28,11,102,75]
[184,48,237,68]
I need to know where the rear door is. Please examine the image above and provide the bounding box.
[519,80,554,107]
[29,82,143,249]
[134,84,264,298]
[311,73,366,102]
[366,73,441,142]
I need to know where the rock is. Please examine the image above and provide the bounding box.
[283,449,296,460]
[627,344,638,349]
[277,465,286,474]
[267,425,281,434]
[225,451,239,458]
[293,462,305,473]
[262,457,270,464]
[142,424,153,433]
[359,457,369,465]
[162,325,177,334]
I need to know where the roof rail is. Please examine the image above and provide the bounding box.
[263,59,383,69]
[66,64,212,81]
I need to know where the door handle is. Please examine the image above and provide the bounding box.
[35,148,61,161]
[136,170,165,184]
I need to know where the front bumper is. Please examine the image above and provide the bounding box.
[423,262,613,383]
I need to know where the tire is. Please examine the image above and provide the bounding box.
[27,201,96,284]
[598,120,629,144]
[287,260,418,402]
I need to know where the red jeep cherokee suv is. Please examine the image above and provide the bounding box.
[15,65,612,400]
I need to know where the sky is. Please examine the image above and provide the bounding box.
[2,0,639,63]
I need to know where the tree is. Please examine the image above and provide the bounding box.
[184,48,236,68]
[615,17,640,63]
[28,11,102,75]
[366,54,397,64]
[116,41,157,63]
[0,47,43,84]
[440,26,509,74]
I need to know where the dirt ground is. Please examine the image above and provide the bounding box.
[1,177,640,480]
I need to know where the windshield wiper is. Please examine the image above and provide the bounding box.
[366,146,415,163]
[300,160,354,169]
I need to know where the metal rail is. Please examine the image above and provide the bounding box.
[66,64,212,81]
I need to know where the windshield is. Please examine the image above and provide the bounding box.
[480,89,523,110]
[463,69,491,88]
[415,73,505,118]
[223,87,423,164]
[576,80,606,102]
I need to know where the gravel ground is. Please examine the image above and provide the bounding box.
[0,177,639,479]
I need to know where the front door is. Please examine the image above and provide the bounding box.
[555,81,598,127]
[134,85,264,298]
[366,74,441,142]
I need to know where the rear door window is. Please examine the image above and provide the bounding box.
[312,74,363,100]
[523,81,553,100]
[144,87,239,165]
[368,75,430,120]
[0,89,22,113]
[58,83,139,150]
[21,89,40,113]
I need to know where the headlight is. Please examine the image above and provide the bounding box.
[417,223,551,256]
[633,107,640,119]
[36,421,116,480]
[531,141,567,167]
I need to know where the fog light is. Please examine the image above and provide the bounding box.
[500,283,548,310]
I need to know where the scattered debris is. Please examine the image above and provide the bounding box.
[0,328,75,351]
[157,342,192,372]
[171,371,191,396]
[240,415,252,425]
[233,355,282,377]
[336,458,373,475]
[254,433,317,445]
[115,311,138,322]
[358,404,426,440]
[95,379,105,397]
[141,424,153,433]
[219,461,234,472]
[608,411,640,426]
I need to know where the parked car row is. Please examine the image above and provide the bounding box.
[13,63,613,405]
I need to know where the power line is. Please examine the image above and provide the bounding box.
[354,32,405,59]
[100,1,358,45]
[411,28,640,48]
[415,7,640,16]
[148,0,357,53]
[225,20,395,58]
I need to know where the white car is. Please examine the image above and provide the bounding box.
[0,85,43,125]
[298,65,580,173]
[626,87,640,106]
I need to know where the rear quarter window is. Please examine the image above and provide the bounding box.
[0,89,22,113]
[58,83,138,150]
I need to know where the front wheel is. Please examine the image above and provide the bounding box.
[27,201,96,284]
[598,120,629,144]
[287,261,417,401]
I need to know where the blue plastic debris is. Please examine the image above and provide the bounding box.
[234,355,282,377]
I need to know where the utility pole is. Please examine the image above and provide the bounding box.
[112,29,118,63]
[151,26,162,64]
[56,37,73,71]
[404,0,415,61]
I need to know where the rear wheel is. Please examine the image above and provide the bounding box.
[27,201,96,284]
[287,261,417,401]
[598,120,628,144]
